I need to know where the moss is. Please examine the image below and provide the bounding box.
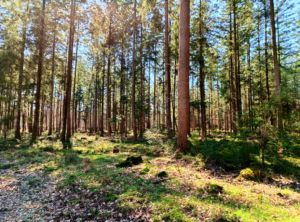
[140,168,150,175]
[156,171,168,178]
[126,155,143,165]
[116,155,143,168]
[116,160,133,168]
[237,168,268,182]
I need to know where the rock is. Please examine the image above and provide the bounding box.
[126,155,143,165]
[237,168,268,182]
[156,171,168,178]
[116,155,143,168]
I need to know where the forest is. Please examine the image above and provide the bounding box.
[0,0,300,221]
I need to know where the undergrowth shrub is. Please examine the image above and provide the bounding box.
[61,152,82,166]
[144,125,164,150]
[201,139,260,170]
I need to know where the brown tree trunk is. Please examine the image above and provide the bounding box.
[264,1,270,101]
[16,2,29,140]
[72,37,79,134]
[173,59,177,136]
[49,22,56,136]
[32,0,45,142]
[62,0,75,142]
[230,9,236,134]
[139,25,144,139]
[270,0,283,132]
[101,53,105,136]
[153,43,157,126]
[177,0,190,152]
[233,0,240,128]
[131,0,137,141]
[107,19,112,137]
[199,0,206,139]
[165,0,172,138]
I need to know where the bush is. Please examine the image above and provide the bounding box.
[61,152,82,166]
[201,139,260,170]
[144,125,164,150]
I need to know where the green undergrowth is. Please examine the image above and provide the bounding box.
[0,131,300,221]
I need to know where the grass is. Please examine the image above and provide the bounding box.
[0,131,300,221]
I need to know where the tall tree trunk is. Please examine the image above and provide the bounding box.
[49,21,56,136]
[62,0,76,142]
[173,59,177,136]
[230,9,236,134]
[32,0,45,142]
[153,43,157,125]
[120,39,124,135]
[199,0,206,139]
[131,0,137,141]
[95,60,98,133]
[270,0,283,132]
[139,25,144,139]
[177,0,190,152]
[264,1,270,101]
[165,0,172,138]
[101,53,105,136]
[16,1,30,140]
[107,19,112,137]
[147,55,151,129]
[72,36,79,134]
[233,0,240,128]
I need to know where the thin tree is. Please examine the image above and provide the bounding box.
[165,0,172,139]
[32,0,46,142]
[269,0,283,132]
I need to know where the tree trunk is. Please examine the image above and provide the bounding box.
[139,25,144,139]
[32,0,46,142]
[165,0,172,138]
[177,0,190,152]
[107,19,112,137]
[270,0,283,132]
[264,1,270,101]
[131,0,137,141]
[72,36,79,134]
[49,21,56,136]
[62,0,76,142]
[230,9,236,134]
[16,2,29,140]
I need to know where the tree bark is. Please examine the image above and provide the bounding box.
[32,0,45,142]
[270,0,283,132]
[62,0,76,142]
[131,0,137,141]
[177,0,190,152]
[49,20,57,136]
[165,0,172,139]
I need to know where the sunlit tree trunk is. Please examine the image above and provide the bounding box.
[131,0,137,141]
[270,0,283,132]
[49,21,56,136]
[62,0,76,142]
[107,19,112,137]
[32,0,46,142]
[177,0,190,152]
[165,0,172,138]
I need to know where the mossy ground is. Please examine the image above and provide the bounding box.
[0,131,300,221]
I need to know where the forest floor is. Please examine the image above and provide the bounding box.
[0,131,300,222]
